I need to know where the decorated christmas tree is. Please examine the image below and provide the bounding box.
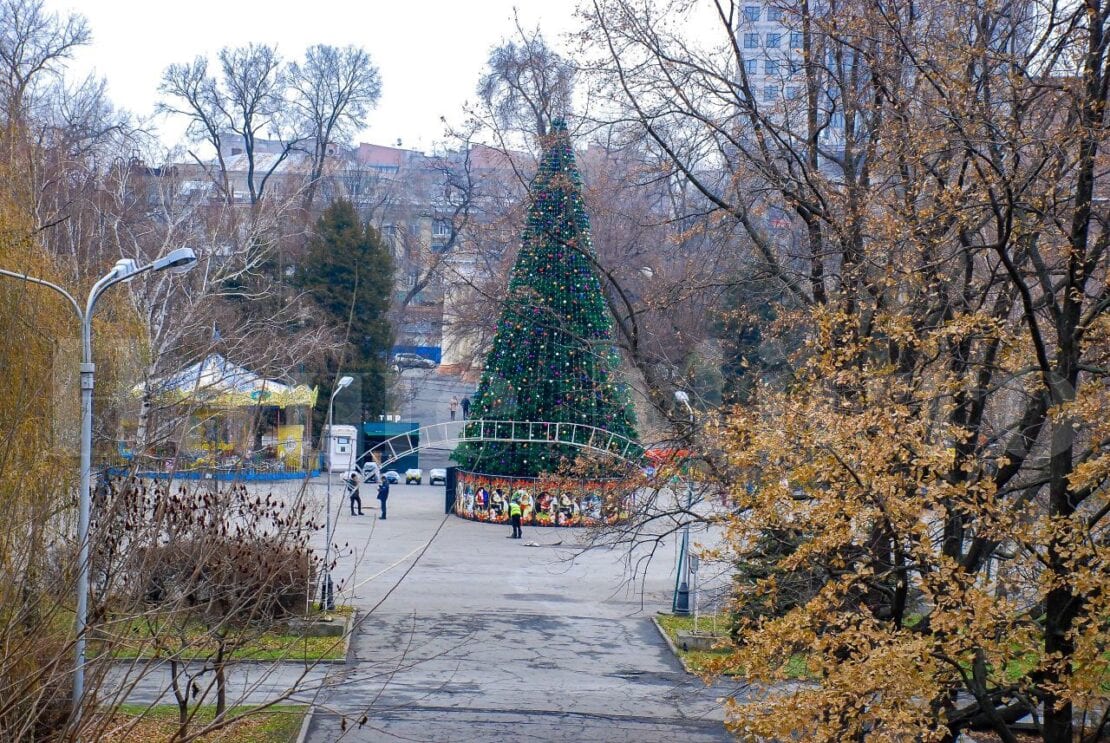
[453,120,638,477]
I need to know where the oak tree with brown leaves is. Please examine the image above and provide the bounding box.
[583,0,1110,740]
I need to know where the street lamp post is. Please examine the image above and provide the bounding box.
[672,390,695,615]
[0,247,198,725]
[321,375,354,612]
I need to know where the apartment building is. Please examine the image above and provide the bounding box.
[737,1,1036,152]
[735,2,845,154]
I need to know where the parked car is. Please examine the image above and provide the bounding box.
[352,462,379,483]
[429,468,447,485]
[392,352,437,371]
[405,468,423,484]
[382,470,401,484]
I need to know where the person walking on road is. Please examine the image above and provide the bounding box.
[449,395,459,421]
[346,470,363,515]
[377,478,390,520]
[461,396,471,419]
[508,493,523,539]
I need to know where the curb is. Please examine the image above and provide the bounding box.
[340,609,356,662]
[651,614,693,675]
[294,705,314,743]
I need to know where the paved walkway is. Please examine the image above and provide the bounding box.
[306,478,737,741]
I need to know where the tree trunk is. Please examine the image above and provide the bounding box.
[169,659,189,735]
[1043,418,1080,743]
[214,637,227,719]
[1043,311,1082,743]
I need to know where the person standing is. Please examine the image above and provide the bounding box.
[509,494,523,539]
[377,478,390,520]
[460,396,471,419]
[347,470,363,516]
[449,395,459,421]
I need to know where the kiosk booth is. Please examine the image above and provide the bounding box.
[323,424,358,472]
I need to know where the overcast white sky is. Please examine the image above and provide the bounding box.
[45,0,582,153]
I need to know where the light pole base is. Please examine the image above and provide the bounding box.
[674,581,691,615]
[320,576,334,612]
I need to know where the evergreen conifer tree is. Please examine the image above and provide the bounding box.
[454,121,637,476]
[299,199,394,423]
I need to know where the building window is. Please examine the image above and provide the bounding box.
[745,59,758,74]
[787,85,802,99]
[830,111,845,129]
[744,5,760,22]
[432,219,451,238]
[765,59,779,75]
[767,7,783,21]
[744,33,759,49]
[763,86,777,102]
[790,31,803,48]
[789,57,803,74]
[765,33,781,48]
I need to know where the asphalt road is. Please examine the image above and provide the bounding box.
[392,367,475,471]
[307,479,737,742]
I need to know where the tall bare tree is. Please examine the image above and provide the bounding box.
[159,44,295,205]
[287,43,381,211]
[477,21,575,142]
[0,0,89,130]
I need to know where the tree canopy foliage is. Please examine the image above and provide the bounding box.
[583,0,1110,740]
[298,198,395,422]
[477,23,574,141]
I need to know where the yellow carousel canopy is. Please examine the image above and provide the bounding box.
[136,353,318,409]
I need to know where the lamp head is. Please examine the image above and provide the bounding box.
[112,259,139,279]
[331,376,354,400]
[152,247,198,275]
[674,390,690,405]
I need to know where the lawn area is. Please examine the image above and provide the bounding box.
[655,613,1106,693]
[654,612,735,673]
[654,612,807,678]
[97,606,354,662]
[98,704,307,742]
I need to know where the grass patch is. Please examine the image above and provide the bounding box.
[109,632,346,662]
[96,607,353,662]
[654,612,727,637]
[654,612,809,678]
[655,612,1108,699]
[655,613,734,673]
[99,704,307,742]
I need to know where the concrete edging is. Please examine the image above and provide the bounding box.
[287,610,350,742]
[339,609,356,663]
[294,705,314,743]
[651,614,693,675]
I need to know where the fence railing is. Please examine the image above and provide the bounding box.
[107,444,320,482]
[358,419,644,469]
